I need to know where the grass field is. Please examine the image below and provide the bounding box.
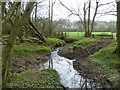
[64,32,116,39]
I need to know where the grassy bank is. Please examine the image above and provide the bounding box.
[69,38,97,50]
[2,37,66,56]
[7,69,62,88]
[91,41,120,87]
[14,44,51,56]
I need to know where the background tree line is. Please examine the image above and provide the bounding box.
[54,19,116,32]
[3,18,116,36]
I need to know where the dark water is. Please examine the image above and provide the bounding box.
[40,48,109,89]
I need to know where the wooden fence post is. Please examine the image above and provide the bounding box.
[65,32,67,37]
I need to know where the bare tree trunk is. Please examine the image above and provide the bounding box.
[32,13,34,21]
[48,0,51,36]
[17,2,24,43]
[35,3,37,21]
[50,0,53,37]
[27,19,45,42]
[35,3,38,28]
[91,0,98,33]
[87,0,91,37]
[18,30,24,43]
[2,2,35,87]
[48,0,55,37]
[83,2,87,37]
[116,1,120,55]
[83,1,91,37]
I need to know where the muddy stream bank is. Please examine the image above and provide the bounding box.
[58,40,112,88]
[41,46,111,89]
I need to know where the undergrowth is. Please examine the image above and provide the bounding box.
[7,69,62,88]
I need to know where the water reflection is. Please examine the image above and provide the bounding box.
[40,49,103,89]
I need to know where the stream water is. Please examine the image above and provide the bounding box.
[40,48,103,89]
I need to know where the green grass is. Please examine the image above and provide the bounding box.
[69,38,97,50]
[27,37,39,41]
[91,41,120,86]
[2,35,40,43]
[64,32,116,39]
[44,38,65,48]
[64,32,84,39]
[23,37,39,42]
[14,44,51,56]
[2,34,10,39]
[7,69,62,88]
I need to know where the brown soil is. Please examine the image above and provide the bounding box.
[11,52,50,73]
[58,39,113,88]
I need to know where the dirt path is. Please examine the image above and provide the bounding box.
[58,39,112,88]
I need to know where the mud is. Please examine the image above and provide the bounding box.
[11,52,50,73]
[58,39,113,88]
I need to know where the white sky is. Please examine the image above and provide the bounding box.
[1,0,117,22]
[36,0,117,22]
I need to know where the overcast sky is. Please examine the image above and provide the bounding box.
[36,0,117,22]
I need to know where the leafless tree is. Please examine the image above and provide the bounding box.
[59,0,115,37]
[48,0,56,37]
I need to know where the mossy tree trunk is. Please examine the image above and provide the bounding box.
[2,2,35,87]
[18,29,24,43]
[27,19,45,42]
[17,2,24,43]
